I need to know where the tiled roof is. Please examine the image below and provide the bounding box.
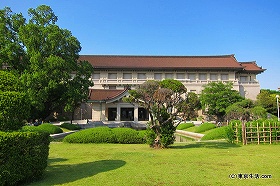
[239,62,265,72]
[88,89,128,102]
[79,54,245,70]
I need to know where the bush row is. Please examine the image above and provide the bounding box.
[0,131,50,186]
[63,127,146,144]
[21,123,63,134]
[176,123,195,130]
[194,123,216,133]
[60,123,81,130]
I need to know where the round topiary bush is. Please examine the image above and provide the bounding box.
[195,123,216,133]
[176,123,195,130]
[22,123,63,134]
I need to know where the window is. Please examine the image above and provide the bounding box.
[154,73,162,80]
[240,76,248,82]
[108,73,117,79]
[221,74,229,80]
[210,74,217,80]
[176,73,185,79]
[92,73,100,79]
[188,73,196,80]
[123,73,132,79]
[137,73,146,79]
[199,73,207,80]
[109,86,116,89]
[165,73,173,79]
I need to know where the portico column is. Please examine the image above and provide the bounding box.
[134,104,138,122]
[116,103,121,121]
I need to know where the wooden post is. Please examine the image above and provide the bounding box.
[242,120,247,145]
[257,122,260,145]
[269,122,272,144]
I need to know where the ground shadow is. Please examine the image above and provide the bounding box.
[30,159,126,185]
[171,141,241,149]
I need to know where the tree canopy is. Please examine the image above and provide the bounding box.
[200,82,244,121]
[0,5,93,120]
[124,79,192,148]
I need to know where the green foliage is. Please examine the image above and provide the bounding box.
[22,123,63,134]
[176,123,195,130]
[0,5,94,120]
[195,123,216,133]
[63,127,146,144]
[0,71,21,92]
[124,80,188,148]
[200,82,244,121]
[160,121,176,148]
[0,131,50,185]
[60,123,81,130]
[112,128,145,144]
[0,91,30,131]
[144,128,157,147]
[201,126,229,140]
[179,92,201,120]
[256,89,279,116]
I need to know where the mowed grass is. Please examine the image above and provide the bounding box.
[29,142,280,186]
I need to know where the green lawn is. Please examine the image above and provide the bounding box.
[29,142,280,186]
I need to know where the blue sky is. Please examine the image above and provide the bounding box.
[1,0,279,90]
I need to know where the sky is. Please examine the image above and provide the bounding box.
[1,0,280,90]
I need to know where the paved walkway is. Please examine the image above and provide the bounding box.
[175,130,204,140]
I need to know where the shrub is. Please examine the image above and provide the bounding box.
[63,127,146,144]
[0,131,50,185]
[22,123,63,134]
[60,123,81,130]
[63,127,116,143]
[0,91,30,131]
[112,128,145,144]
[176,123,195,130]
[201,126,229,140]
[195,123,216,133]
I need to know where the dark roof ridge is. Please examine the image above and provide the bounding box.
[79,54,236,58]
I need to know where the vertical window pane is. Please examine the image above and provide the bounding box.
[123,73,132,79]
[199,73,207,80]
[221,74,228,80]
[108,73,117,79]
[210,74,217,80]
[137,73,146,79]
[176,73,185,79]
[188,73,196,80]
[165,73,173,79]
[154,73,162,80]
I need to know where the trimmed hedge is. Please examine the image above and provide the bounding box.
[0,91,30,131]
[63,127,145,144]
[0,131,50,185]
[22,123,63,134]
[201,126,229,140]
[195,123,216,133]
[176,123,195,130]
[60,123,81,130]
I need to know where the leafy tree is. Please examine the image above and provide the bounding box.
[225,99,267,121]
[124,79,188,148]
[256,89,279,116]
[179,92,201,120]
[0,71,30,131]
[200,82,244,121]
[0,5,94,120]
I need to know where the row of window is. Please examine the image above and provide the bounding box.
[93,72,231,80]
